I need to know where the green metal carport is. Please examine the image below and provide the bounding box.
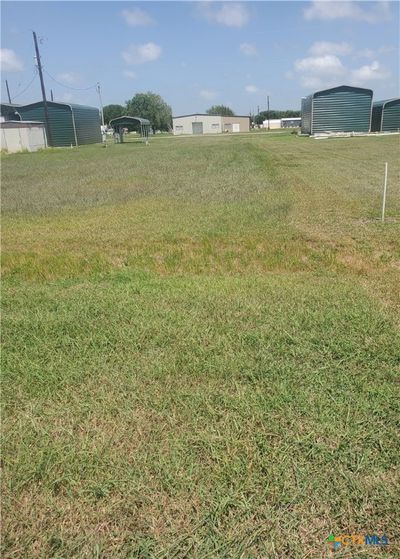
[109,116,151,143]
[371,98,400,132]
[0,103,21,121]
[301,85,373,135]
[17,101,101,147]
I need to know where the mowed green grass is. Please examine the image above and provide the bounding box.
[2,132,400,558]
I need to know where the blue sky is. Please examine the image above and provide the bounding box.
[1,1,399,115]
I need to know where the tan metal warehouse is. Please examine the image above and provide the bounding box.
[173,114,250,135]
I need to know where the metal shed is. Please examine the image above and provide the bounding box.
[16,101,101,147]
[109,116,151,143]
[301,85,373,135]
[371,99,400,132]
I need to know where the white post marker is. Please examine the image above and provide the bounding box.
[381,162,388,223]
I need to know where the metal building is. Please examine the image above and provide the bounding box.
[301,85,373,135]
[17,101,101,147]
[109,116,151,143]
[173,114,250,135]
[371,98,400,132]
[0,103,21,122]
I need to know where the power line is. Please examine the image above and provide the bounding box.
[43,69,97,91]
[12,69,38,100]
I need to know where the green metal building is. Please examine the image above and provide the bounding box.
[371,98,400,132]
[17,101,101,147]
[301,85,373,135]
[0,103,21,121]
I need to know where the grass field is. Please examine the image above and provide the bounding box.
[2,132,400,558]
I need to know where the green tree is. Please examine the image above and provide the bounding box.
[103,104,126,125]
[206,105,235,116]
[126,92,172,132]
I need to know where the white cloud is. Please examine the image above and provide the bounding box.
[123,70,137,79]
[293,49,346,90]
[0,48,23,72]
[300,76,325,89]
[309,41,352,56]
[355,48,376,60]
[353,46,396,60]
[57,72,80,85]
[378,45,397,54]
[295,55,345,76]
[200,89,218,100]
[240,43,257,56]
[60,92,74,103]
[122,43,162,65]
[245,85,259,93]
[121,8,154,26]
[304,1,392,24]
[199,2,250,27]
[291,42,391,90]
[351,61,389,84]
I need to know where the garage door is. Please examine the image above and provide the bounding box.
[192,122,203,135]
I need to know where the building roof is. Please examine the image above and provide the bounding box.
[302,85,373,101]
[109,115,151,127]
[19,100,100,112]
[373,98,400,108]
[310,85,373,98]
[0,102,22,117]
[0,102,22,108]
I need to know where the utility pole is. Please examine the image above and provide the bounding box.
[50,89,54,101]
[96,82,104,127]
[5,80,12,103]
[33,31,53,146]
[267,95,270,131]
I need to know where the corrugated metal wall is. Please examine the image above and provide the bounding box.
[0,103,21,121]
[71,104,101,144]
[301,96,312,134]
[371,103,383,132]
[17,101,101,147]
[17,102,75,147]
[382,99,400,132]
[371,99,400,132]
[312,86,372,134]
